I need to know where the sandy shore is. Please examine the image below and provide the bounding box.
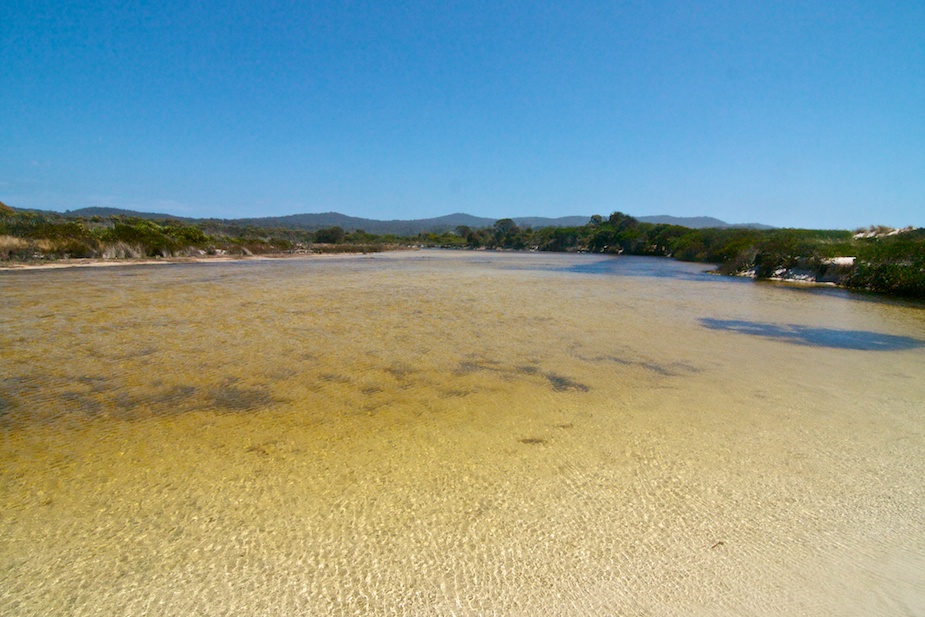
[0,251,387,272]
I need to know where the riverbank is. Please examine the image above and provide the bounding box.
[0,247,410,272]
[3,205,922,299]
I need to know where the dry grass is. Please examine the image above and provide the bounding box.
[0,235,31,260]
[102,242,144,259]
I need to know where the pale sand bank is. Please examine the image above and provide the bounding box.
[0,251,397,272]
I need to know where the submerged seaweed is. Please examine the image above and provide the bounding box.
[210,383,275,412]
[545,373,590,392]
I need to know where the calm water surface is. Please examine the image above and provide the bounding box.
[2,251,924,615]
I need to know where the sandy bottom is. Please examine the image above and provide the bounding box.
[2,251,924,615]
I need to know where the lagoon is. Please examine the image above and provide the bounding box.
[2,251,924,615]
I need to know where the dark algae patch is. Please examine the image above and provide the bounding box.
[545,373,590,392]
[384,363,415,380]
[161,384,198,403]
[439,389,473,398]
[60,391,104,415]
[454,360,590,393]
[210,381,275,412]
[319,373,352,383]
[576,353,701,377]
[454,360,499,376]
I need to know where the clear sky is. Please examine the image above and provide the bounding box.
[2,1,923,229]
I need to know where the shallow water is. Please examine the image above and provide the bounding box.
[2,251,924,616]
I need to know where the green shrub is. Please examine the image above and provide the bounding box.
[848,263,925,298]
[314,226,346,244]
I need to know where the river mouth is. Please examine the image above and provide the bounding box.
[2,251,924,615]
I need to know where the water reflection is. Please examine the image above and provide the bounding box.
[560,255,719,280]
[700,318,925,351]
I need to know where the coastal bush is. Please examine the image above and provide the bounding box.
[854,230,925,264]
[1,212,93,244]
[311,243,386,254]
[586,213,645,253]
[97,219,174,256]
[94,218,212,257]
[464,227,494,248]
[414,232,463,248]
[51,237,100,259]
[164,224,209,245]
[847,262,925,299]
[493,218,528,249]
[314,226,346,244]
[537,226,582,252]
[269,238,295,251]
[747,231,820,277]
[643,224,687,256]
[348,229,390,244]
[0,232,101,260]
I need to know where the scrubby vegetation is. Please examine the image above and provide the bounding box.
[417,213,923,299]
[1,205,922,300]
[0,210,395,261]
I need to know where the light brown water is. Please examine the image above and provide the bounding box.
[2,251,924,616]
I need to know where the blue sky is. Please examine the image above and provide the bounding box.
[2,1,923,229]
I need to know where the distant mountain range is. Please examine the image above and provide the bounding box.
[635,215,773,230]
[29,206,773,234]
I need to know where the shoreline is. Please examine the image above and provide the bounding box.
[0,250,400,272]
[4,249,922,305]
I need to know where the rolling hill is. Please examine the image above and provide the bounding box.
[13,205,769,234]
